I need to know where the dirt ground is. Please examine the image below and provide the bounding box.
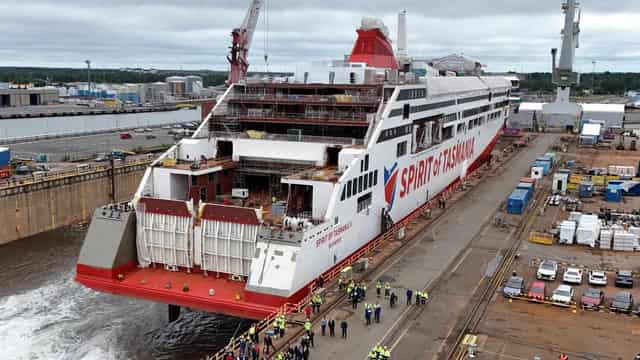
[474,134,640,360]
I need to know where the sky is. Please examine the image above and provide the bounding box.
[1,0,639,73]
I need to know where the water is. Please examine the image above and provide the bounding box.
[0,108,200,140]
[0,228,248,360]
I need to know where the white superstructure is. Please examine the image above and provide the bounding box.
[131,59,511,298]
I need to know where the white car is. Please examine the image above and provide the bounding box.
[552,284,574,304]
[536,259,558,281]
[588,270,607,286]
[563,267,583,285]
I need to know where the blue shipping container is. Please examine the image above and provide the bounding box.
[507,189,529,214]
[606,184,623,202]
[0,147,10,168]
[533,160,550,175]
[579,181,593,197]
[516,182,534,201]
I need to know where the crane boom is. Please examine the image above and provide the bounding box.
[227,0,263,85]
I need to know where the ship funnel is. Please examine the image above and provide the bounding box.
[397,10,408,59]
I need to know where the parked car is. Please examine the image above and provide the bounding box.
[609,291,634,313]
[588,270,607,286]
[120,133,132,139]
[528,281,546,301]
[134,128,145,133]
[563,267,583,284]
[536,259,558,281]
[580,288,604,310]
[145,134,157,140]
[503,276,525,298]
[615,270,634,288]
[552,284,574,304]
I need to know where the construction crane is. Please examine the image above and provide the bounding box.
[542,0,582,131]
[551,0,581,103]
[227,0,263,85]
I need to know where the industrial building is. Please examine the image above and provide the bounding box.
[0,87,59,107]
[165,75,203,98]
[508,102,626,130]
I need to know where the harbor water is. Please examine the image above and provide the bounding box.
[0,227,248,360]
[0,108,200,140]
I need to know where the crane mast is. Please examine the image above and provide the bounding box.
[542,0,582,131]
[552,0,581,102]
[227,0,263,85]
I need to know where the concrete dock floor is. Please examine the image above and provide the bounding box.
[302,134,559,360]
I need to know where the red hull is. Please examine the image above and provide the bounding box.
[75,130,502,320]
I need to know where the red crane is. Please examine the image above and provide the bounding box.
[227,0,263,85]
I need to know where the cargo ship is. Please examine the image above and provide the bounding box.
[76,13,511,320]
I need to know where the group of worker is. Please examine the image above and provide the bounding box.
[405,288,429,306]
[310,293,323,313]
[375,280,391,298]
[368,344,392,359]
[363,302,383,325]
[272,314,287,338]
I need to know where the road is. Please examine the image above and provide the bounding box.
[8,128,177,162]
[306,134,558,360]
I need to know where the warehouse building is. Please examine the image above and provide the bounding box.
[0,87,59,107]
[508,102,625,130]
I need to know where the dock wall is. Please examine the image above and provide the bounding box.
[0,162,147,245]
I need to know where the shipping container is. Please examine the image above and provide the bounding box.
[517,182,534,201]
[533,160,550,175]
[552,173,568,195]
[569,174,584,184]
[579,181,594,198]
[0,147,10,168]
[591,175,605,186]
[507,189,529,215]
[606,183,623,202]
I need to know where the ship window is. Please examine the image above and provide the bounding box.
[349,72,356,84]
[254,248,261,258]
[360,160,364,172]
[457,123,466,133]
[442,126,454,140]
[341,186,346,201]
[329,71,335,84]
[396,141,407,157]
[357,192,372,213]
[208,173,214,183]
[347,180,352,198]
[403,103,410,119]
[200,187,207,202]
[191,176,197,186]
[274,250,284,257]
[358,176,363,192]
[373,170,378,186]
[304,72,309,84]
[368,172,373,187]
[468,120,474,129]
[364,154,369,171]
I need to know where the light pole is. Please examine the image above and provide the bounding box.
[85,60,92,96]
[592,60,597,94]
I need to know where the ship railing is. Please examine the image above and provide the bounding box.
[206,131,364,146]
[229,93,380,104]
[229,110,370,123]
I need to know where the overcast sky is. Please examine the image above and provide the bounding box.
[1,0,639,73]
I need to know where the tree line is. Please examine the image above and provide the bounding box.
[520,72,640,95]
